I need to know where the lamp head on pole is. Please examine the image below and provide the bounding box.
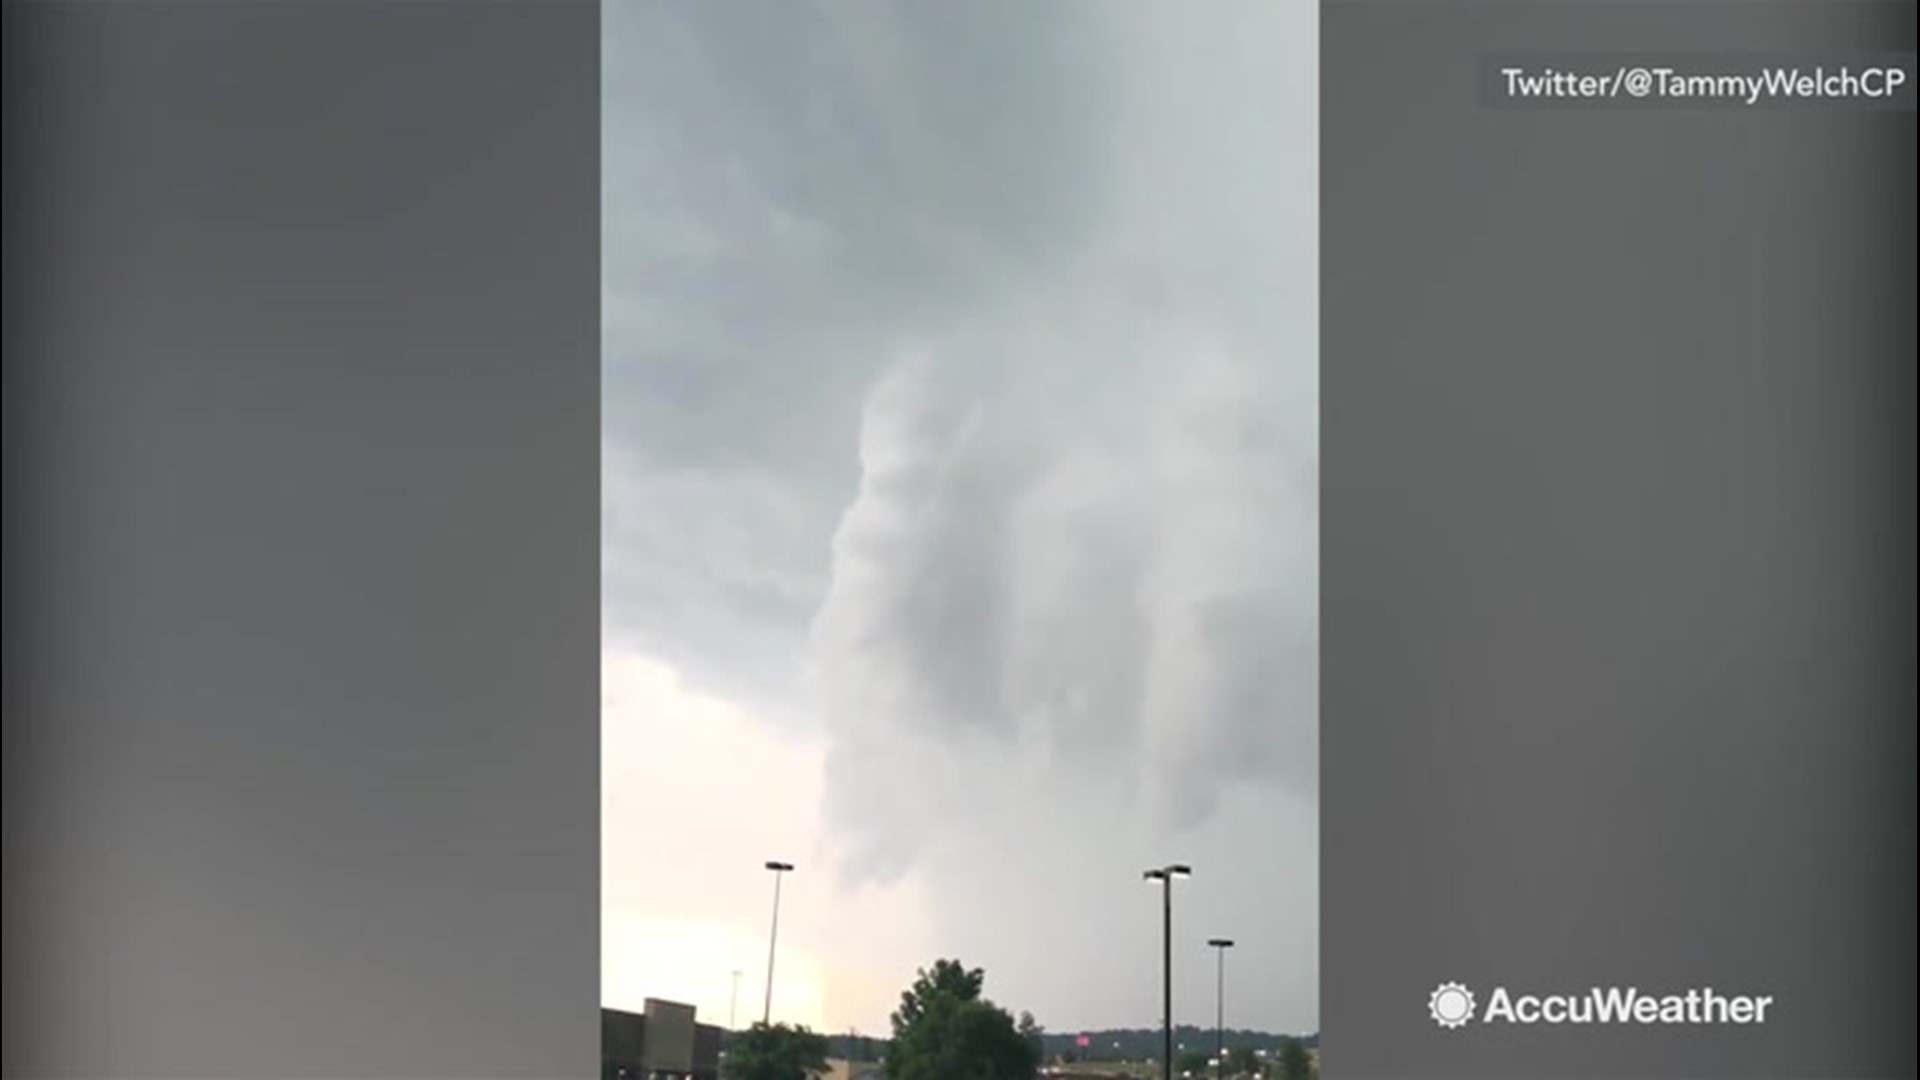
[765,860,794,872]
[1207,938,1235,949]
[1143,864,1193,881]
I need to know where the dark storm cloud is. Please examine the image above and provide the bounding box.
[601,2,1122,700]
[605,0,1318,1034]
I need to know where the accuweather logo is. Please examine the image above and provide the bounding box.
[1428,982,1776,1029]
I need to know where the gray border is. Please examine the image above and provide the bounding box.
[1323,2,1915,1077]
[4,3,601,1077]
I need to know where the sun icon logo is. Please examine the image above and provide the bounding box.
[1429,982,1476,1029]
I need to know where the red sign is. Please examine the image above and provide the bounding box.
[1075,1034,1091,1047]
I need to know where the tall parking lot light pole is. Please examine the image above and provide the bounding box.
[1143,864,1192,1080]
[763,860,794,1025]
[1207,938,1235,1078]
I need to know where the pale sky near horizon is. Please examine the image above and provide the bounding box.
[602,0,1318,1038]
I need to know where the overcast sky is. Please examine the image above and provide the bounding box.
[602,0,1317,1039]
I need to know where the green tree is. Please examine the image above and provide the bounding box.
[1175,1047,1211,1075]
[886,959,1040,1080]
[892,959,986,1028]
[1225,1045,1258,1076]
[721,1022,831,1080]
[1016,1011,1044,1062]
[1273,1037,1312,1080]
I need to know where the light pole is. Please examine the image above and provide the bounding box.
[729,969,743,1031]
[1143,864,1192,1080]
[763,860,794,1026]
[1206,938,1235,1078]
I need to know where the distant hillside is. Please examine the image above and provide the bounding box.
[1036,1026,1317,1058]
[825,1026,1317,1063]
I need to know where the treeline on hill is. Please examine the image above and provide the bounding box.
[727,958,1316,1080]
[1032,1027,1319,1061]
[824,1027,1319,1064]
